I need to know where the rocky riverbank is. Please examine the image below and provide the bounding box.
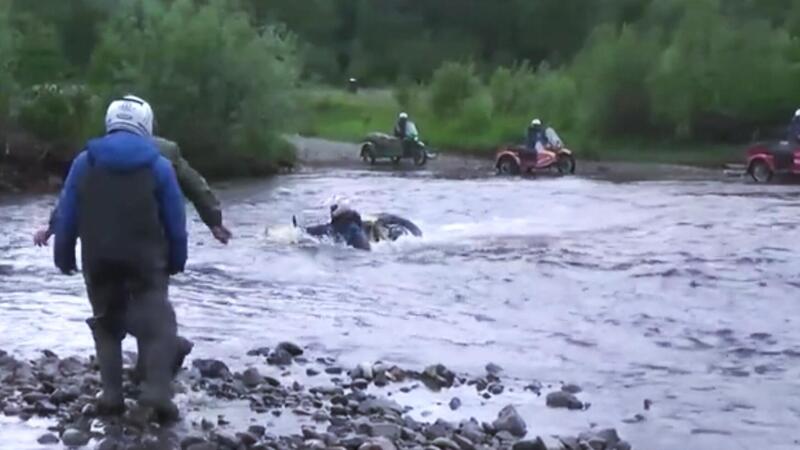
[0,344,634,450]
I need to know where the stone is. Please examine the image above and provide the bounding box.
[614,441,632,450]
[421,364,456,390]
[451,434,477,450]
[341,437,366,450]
[358,437,397,450]
[368,423,402,440]
[357,397,404,416]
[561,383,582,394]
[432,438,461,450]
[488,384,504,395]
[425,419,454,440]
[237,432,259,446]
[180,436,206,449]
[242,368,264,388]
[35,400,58,415]
[492,405,527,438]
[449,397,462,411]
[485,363,503,376]
[496,431,516,442]
[277,341,304,357]
[50,386,80,404]
[458,420,486,444]
[307,368,320,377]
[61,429,90,447]
[214,431,240,448]
[248,425,266,437]
[511,438,547,450]
[95,437,124,450]
[267,348,293,366]
[192,359,231,379]
[546,391,583,410]
[304,439,327,449]
[37,433,60,445]
[247,347,271,357]
[353,362,374,380]
[325,367,344,375]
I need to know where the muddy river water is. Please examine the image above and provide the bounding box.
[1,146,799,449]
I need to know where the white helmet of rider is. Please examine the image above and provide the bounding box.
[531,118,542,126]
[795,108,800,118]
[399,112,408,120]
[105,94,154,136]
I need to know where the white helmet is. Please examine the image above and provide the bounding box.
[531,118,542,126]
[105,95,154,136]
[399,112,408,120]
[795,108,800,118]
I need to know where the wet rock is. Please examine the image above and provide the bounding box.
[512,438,547,450]
[35,400,58,415]
[277,341,304,357]
[425,419,455,440]
[37,433,60,445]
[180,436,206,449]
[242,367,264,388]
[523,382,542,395]
[61,428,90,447]
[432,438,461,450]
[451,434,477,450]
[492,405,527,438]
[95,436,124,450]
[3,403,21,416]
[325,366,344,375]
[248,425,266,437]
[358,437,397,450]
[357,397,404,416]
[449,397,462,411]
[341,437,366,450]
[495,431,516,442]
[561,383,582,394]
[307,368,321,376]
[213,431,239,448]
[192,359,231,379]
[546,391,583,410]
[352,379,369,390]
[421,364,456,391]
[368,423,402,440]
[578,428,620,449]
[313,410,329,422]
[457,420,486,444]
[50,386,80,404]
[614,441,632,450]
[247,346,271,357]
[237,432,259,446]
[485,363,503,376]
[305,439,327,449]
[267,348,293,366]
[23,392,48,404]
[488,384,504,395]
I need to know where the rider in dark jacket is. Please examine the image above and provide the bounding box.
[303,203,371,251]
[394,112,409,139]
[526,118,548,156]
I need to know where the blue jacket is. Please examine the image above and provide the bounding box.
[54,131,188,274]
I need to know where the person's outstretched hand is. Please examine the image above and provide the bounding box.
[34,228,52,247]
[211,225,232,245]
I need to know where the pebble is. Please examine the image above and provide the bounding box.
[242,367,264,388]
[246,347,271,357]
[546,391,584,410]
[431,437,461,450]
[236,431,259,446]
[192,359,231,379]
[267,348,293,366]
[37,433,59,445]
[358,437,397,450]
[61,429,90,447]
[307,368,321,376]
[449,397,462,411]
[485,363,503,376]
[180,436,206,449]
[561,383,582,394]
[421,364,456,390]
[326,366,344,375]
[487,383,504,395]
[277,341,304,357]
[492,405,527,437]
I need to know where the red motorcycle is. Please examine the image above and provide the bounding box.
[495,143,576,176]
[746,141,800,183]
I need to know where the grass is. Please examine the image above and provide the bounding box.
[299,87,742,166]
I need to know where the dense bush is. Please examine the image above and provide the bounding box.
[428,62,482,117]
[87,0,300,174]
[16,83,100,153]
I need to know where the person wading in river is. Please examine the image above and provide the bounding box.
[53,95,187,420]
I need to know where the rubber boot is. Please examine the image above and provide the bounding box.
[89,322,125,415]
[136,332,179,422]
[131,335,193,384]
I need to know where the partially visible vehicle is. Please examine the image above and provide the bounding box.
[360,122,435,166]
[495,127,576,175]
[746,141,800,183]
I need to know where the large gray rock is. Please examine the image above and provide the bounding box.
[432,437,461,450]
[492,405,527,438]
[421,364,456,390]
[277,341,304,357]
[61,429,90,447]
[267,348,293,366]
[368,423,402,440]
[242,367,263,388]
[546,391,583,410]
[37,433,59,445]
[192,359,231,379]
[511,438,547,450]
[357,397,404,416]
[425,419,455,440]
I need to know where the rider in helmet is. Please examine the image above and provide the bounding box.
[526,118,549,156]
[303,200,371,251]
[788,109,800,143]
[394,112,410,139]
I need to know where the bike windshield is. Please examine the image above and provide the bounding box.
[545,127,563,147]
